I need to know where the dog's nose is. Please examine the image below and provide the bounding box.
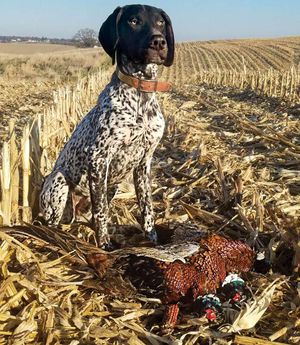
[149,35,167,51]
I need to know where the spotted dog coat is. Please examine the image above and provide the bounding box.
[40,5,175,246]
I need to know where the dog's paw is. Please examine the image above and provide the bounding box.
[146,229,158,245]
[101,241,114,251]
[97,234,114,251]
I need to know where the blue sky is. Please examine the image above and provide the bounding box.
[0,0,299,42]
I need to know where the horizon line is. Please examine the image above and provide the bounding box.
[1,33,300,44]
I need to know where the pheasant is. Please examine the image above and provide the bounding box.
[4,225,255,330]
[87,234,255,329]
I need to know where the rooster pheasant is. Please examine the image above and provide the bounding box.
[87,234,255,329]
[3,225,255,330]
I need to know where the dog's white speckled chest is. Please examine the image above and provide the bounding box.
[53,77,165,187]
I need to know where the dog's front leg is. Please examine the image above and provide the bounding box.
[88,155,111,248]
[133,157,157,244]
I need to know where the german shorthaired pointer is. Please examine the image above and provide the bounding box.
[39,4,174,247]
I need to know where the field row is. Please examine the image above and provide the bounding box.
[175,37,300,73]
[161,37,300,101]
[1,37,300,145]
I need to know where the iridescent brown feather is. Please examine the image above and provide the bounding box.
[87,234,255,330]
[1,226,255,330]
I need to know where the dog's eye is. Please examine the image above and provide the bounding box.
[157,20,165,26]
[129,18,139,26]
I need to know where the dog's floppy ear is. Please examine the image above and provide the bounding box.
[99,6,123,64]
[160,10,175,67]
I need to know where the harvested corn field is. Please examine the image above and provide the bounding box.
[0,37,299,344]
[175,37,300,72]
[0,45,110,143]
[0,37,299,142]
[162,37,300,101]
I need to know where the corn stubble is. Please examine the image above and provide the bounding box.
[0,37,299,344]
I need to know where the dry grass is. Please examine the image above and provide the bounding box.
[0,37,299,344]
[0,43,78,55]
[0,47,107,81]
[0,46,110,143]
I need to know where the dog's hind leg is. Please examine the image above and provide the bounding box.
[39,171,70,226]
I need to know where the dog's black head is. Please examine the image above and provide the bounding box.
[99,4,174,67]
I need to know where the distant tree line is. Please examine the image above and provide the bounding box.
[0,36,75,45]
[0,29,99,48]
